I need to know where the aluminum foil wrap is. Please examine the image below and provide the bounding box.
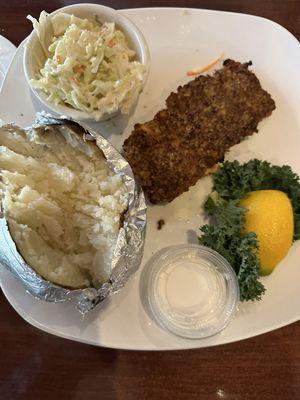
[0,112,147,313]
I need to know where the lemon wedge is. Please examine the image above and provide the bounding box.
[240,190,294,275]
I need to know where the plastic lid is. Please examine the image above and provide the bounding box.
[141,244,239,339]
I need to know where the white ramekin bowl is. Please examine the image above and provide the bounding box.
[23,3,150,122]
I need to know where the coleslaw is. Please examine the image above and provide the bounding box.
[28,11,147,120]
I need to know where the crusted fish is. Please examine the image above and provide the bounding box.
[123,59,276,204]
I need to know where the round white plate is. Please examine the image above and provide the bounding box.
[0,8,300,350]
[0,35,16,88]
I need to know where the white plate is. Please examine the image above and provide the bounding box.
[0,8,300,350]
[0,35,16,88]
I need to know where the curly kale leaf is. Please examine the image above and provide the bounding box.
[199,159,300,301]
[213,159,300,240]
[199,193,265,301]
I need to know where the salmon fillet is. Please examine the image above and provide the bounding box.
[123,60,276,204]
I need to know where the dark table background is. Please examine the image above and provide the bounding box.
[1,1,299,399]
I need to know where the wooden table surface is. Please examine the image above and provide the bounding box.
[1,1,299,399]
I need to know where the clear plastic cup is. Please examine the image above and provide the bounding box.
[141,244,239,339]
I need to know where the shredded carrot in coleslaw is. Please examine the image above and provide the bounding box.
[107,39,115,48]
[56,55,62,64]
[187,53,224,76]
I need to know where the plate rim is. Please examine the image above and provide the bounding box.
[119,6,300,47]
[1,268,300,350]
[0,35,16,88]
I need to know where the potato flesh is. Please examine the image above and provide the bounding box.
[0,125,127,289]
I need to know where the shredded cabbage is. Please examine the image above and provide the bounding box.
[28,12,147,120]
